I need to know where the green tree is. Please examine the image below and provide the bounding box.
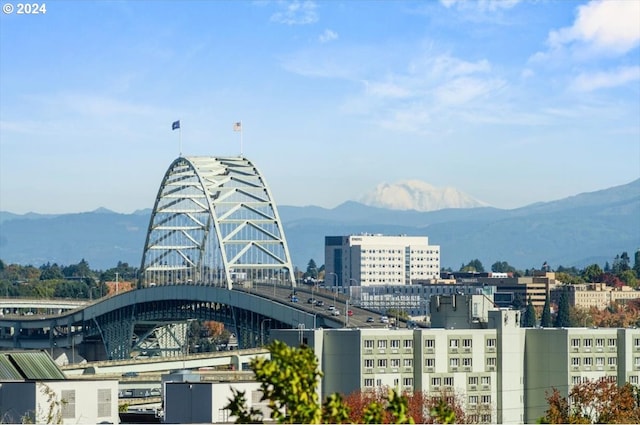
[633,250,640,277]
[491,261,516,274]
[460,259,484,273]
[582,264,603,283]
[553,289,571,327]
[306,259,319,279]
[617,269,638,289]
[40,263,64,280]
[541,295,552,327]
[522,296,537,327]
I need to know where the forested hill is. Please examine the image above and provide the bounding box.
[0,179,638,271]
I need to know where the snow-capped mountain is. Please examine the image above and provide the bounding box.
[358,180,489,212]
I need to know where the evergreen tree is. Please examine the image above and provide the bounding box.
[553,289,571,327]
[541,295,552,327]
[522,296,537,327]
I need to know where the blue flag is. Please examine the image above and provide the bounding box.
[172,120,180,130]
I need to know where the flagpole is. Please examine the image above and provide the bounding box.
[240,120,243,157]
[179,127,183,157]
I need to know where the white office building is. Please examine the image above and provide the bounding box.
[324,234,440,287]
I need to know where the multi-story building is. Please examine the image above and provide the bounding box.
[551,283,639,309]
[324,234,440,287]
[435,271,560,308]
[272,295,640,424]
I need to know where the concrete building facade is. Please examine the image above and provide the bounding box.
[272,297,640,424]
[0,380,119,424]
[324,234,440,287]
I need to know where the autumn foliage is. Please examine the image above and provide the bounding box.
[343,387,470,424]
[542,378,640,424]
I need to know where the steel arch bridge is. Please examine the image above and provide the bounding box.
[140,156,296,290]
[0,155,321,361]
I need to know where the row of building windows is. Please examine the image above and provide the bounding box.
[364,339,414,349]
[570,356,617,367]
[364,358,414,368]
[424,357,496,368]
[570,337,617,348]
[424,338,497,349]
[363,378,414,387]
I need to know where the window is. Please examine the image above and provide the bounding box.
[481,395,491,404]
[403,358,413,367]
[450,358,459,368]
[595,338,605,348]
[449,339,459,348]
[481,376,491,385]
[391,339,400,349]
[390,358,400,368]
[572,376,581,384]
[584,357,593,366]
[608,338,617,348]
[97,388,111,418]
[364,359,374,368]
[468,376,478,385]
[486,357,496,367]
[468,395,478,405]
[571,357,580,366]
[596,357,604,367]
[378,359,387,368]
[425,358,435,368]
[378,340,387,349]
[635,357,640,367]
[444,377,454,386]
[486,338,496,348]
[431,377,441,387]
[462,338,472,348]
[481,414,492,423]
[608,357,617,366]
[571,338,580,348]
[364,340,374,348]
[425,339,435,348]
[584,339,592,348]
[61,390,76,419]
[630,375,639,385]
[463,358,472,367]
[364,379,374,387]
[635,338,640,348]
[403,377,413,387]
[403,339,413,349]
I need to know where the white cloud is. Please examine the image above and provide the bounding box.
[319,29,338,43]
[434,76,505,105]
[270,1,318,25]
[547,0,640,56]
[570,65,640,92]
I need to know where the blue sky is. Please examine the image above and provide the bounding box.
[1,0,639,214]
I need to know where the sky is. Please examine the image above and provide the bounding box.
[1,0,639,214]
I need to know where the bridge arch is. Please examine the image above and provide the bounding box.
[140,156,296,290]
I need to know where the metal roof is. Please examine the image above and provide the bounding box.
[0,351,66,381]
[0,355,23,380]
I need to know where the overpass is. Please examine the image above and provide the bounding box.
[0,156,382,361]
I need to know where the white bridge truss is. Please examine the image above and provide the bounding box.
[140,156,296,290]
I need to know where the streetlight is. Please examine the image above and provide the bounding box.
[328,272,338,306]
[260,319,272,346]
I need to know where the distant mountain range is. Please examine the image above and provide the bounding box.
[0,179,638,271]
